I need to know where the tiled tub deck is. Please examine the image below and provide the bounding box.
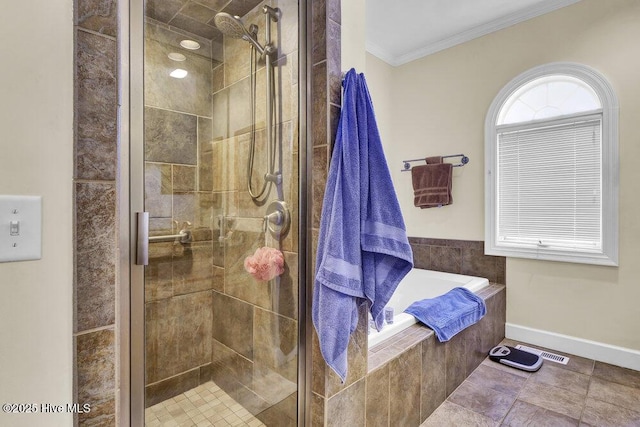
[359,284,506,426]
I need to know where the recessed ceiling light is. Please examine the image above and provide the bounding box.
[180,39,201,50]
[168,52,187,62]
[170,69,188,79]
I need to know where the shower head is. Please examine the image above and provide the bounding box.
[214,12,265,55]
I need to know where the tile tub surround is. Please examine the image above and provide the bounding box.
[423,338,640,426]
[311,284,505,426]
[409,237,506,284]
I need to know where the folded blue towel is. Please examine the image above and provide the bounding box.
[312,69,413,382]
[404,287,486,342]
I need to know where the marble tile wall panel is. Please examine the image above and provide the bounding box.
[254,308,298,383]
[145,242,174,302]
[145,22,215,62]
[198,117,214,191]
[311,0,327,64]
[75,30,117,181]
[76,328,116,407]
[144,162,172,219]
[179,2,216,23]
[172,165,197,191]
[144,107,198,164]
[170,13,220,40]
[77,397,116,426]
[275,0,299,58]
[212,64,225,92]
[276,251,298,320]
[255,392,297,427]
[75,182,116,332]
[173,191,215,231]
[145,0,188,24]
[145,291,213,384]
[76,0,117,37]
[221,28,253,87]
[145,368,201,407]
[311,62,328,147]
[223,0,263,18]
[365,365,389,427]
[325,379,365,427]
[211,291,254,359]
[144,32,212,116]
[74,0,120,423]
[172,241,215,295]
[227,77,254,135]
[312,146,328,229]
[421,334,447,421]
[389,345,421,426]
[211,339,254,398]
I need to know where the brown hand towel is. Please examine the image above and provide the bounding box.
[411,162,453,208]
[425,156,443,164]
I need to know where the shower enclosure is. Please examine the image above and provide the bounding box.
[129,1,306,425]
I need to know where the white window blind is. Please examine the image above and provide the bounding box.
[496,116,602,251]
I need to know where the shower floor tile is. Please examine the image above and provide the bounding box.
[145,381,266,427]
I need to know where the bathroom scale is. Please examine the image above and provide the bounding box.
[489,345,543,372]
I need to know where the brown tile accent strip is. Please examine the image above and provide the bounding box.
[76,0,117,37]
[76,328,115,409]
[74,181,116,332]
[78,397,116,426]
[75,29,118,181]
[74,0,119,424]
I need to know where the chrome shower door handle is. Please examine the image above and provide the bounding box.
[136,212,149,266]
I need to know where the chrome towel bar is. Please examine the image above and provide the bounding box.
[401,154,469,172]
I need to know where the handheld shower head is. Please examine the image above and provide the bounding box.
[214,12,265,55]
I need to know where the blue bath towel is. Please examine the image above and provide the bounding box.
[404,287,486,342]
[312,69,413,382]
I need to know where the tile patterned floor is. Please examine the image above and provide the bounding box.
[422,339,640,426]
[145,381,266,427]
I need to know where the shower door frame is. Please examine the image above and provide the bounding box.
[122,1,313,425]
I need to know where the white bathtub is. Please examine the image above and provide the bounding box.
[368,268,489,348]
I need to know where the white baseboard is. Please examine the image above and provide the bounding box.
[505,323,640,371]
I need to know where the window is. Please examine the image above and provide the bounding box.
[485,63,618,265]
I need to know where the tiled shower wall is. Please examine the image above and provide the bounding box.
[73,0,305,425]
[143,18,218,406]
[144,2,301,425]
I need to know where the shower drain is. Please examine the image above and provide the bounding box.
[515,344,570,365]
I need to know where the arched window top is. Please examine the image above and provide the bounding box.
[497,75,602,125]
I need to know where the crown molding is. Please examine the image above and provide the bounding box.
[368,0,583,67]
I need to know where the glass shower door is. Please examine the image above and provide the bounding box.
[134,1,301,425]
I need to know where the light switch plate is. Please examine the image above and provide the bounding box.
[0,195,42,262]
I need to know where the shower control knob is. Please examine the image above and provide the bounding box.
[264,200,290,239]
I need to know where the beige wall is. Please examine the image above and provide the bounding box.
[367,0,640,358]
[0,0,74,426]
[341,0,367,72]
